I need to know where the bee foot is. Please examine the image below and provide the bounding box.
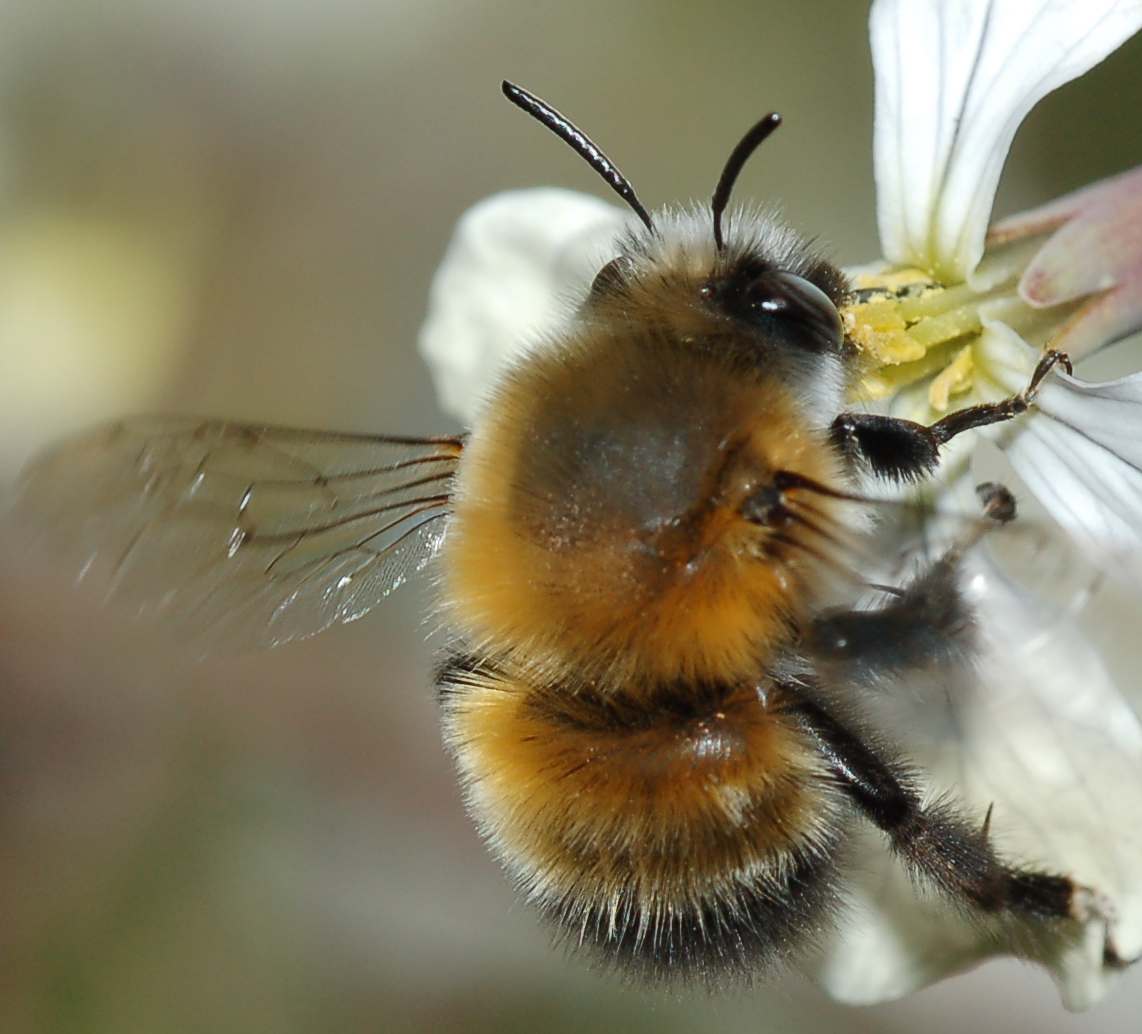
[1103,937,1140,970]
[974,482,1017,525]
[1023,348,1072,401]
[1070,883,1116,924]
[1070,885,1139,970]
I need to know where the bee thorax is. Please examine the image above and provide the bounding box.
[443,325,845,691]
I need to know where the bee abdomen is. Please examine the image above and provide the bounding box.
[541,836,838,983]
[438,656,846,982]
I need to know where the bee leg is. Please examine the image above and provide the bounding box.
[804,550,973,680]
[792,697,1099,930]
[1104,934,1142,969]
[804,482,1016,679]
[831,350,1071,483]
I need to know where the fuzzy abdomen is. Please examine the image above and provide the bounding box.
[440,659,845,980]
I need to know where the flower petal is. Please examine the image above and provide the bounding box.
[983,328,1142,567]
[987,165,1142,360]
[989,164,1142,252]
[418,188,626,424]
[813,562,1142,1010]
[817,317,1142,1007]
[976,320,1142,713]
[871,0,1142,282]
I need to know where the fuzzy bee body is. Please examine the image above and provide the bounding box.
[437,213,855,977]
[12,82,1122,988]
[422,82,1107,977]
[442,216,850,694]
[440,659,845,979]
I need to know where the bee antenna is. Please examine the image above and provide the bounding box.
[711,112,782,251]
[502,80,655,234]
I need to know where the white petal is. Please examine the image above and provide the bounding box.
[981,325,1142,567]
[417,189,627,424]
[817,316,1142,1005]
[871,0,1142,282]
[813,565,1142,1009]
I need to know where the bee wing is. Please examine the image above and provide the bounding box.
[888,489,1139,631]
[11,417,463,655]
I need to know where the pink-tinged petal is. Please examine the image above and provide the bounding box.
[1018,166,1142,304]
[992,166,1142,360]
[989,164,1142,247]
[871,0,1142,282]
[1050,277,1142,359]
[418,189,626,424]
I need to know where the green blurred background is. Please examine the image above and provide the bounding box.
[1,2,1140,1031]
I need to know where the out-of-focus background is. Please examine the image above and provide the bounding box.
[1,2,1140,1031]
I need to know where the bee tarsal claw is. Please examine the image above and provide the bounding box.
[1070,883,1116,925]
[1024,348,1073,401]
[1103,936,1141,971]
[1067,883,1139,971]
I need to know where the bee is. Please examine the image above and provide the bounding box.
[11,81,1120,984]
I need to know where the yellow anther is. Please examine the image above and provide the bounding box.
[927,345,975,412]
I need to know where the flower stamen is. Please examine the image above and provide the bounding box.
[842,251,1090,413]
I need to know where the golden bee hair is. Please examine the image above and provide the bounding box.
[435,82,1107,984]
[437,189,861,978]
[442,207,851,694]
[12,77,1116,987]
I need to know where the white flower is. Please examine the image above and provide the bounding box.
[871,0,1142,283]
[420,189,627,421]
[416,0,1142,1011]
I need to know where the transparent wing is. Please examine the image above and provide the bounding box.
[867,494,1114,631]
[775,467,1133,632]
[11,416,463,654]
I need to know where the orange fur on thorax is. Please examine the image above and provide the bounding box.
[442,325,845,693]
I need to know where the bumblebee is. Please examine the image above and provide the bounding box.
[12,81,1115,984]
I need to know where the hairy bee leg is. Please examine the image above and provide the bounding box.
[791,697,1089,925]
[804,482,1017,676]
[831,350,1072,482]
[804,551,973,677]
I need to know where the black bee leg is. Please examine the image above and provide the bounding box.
[791,696,1105,930]
[804,549,974,679]
[831,350,1071,483]
[804,483,1015,680]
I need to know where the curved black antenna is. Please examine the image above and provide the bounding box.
[711,112,782,251]
[502,80,655,234]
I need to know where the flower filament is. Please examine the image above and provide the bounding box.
[842,239,1087,416]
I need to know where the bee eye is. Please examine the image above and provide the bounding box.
[588,256,632,302]
[742,272,843,353]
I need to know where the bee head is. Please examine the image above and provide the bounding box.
[584,235,846,359]
[502,79,849,354]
